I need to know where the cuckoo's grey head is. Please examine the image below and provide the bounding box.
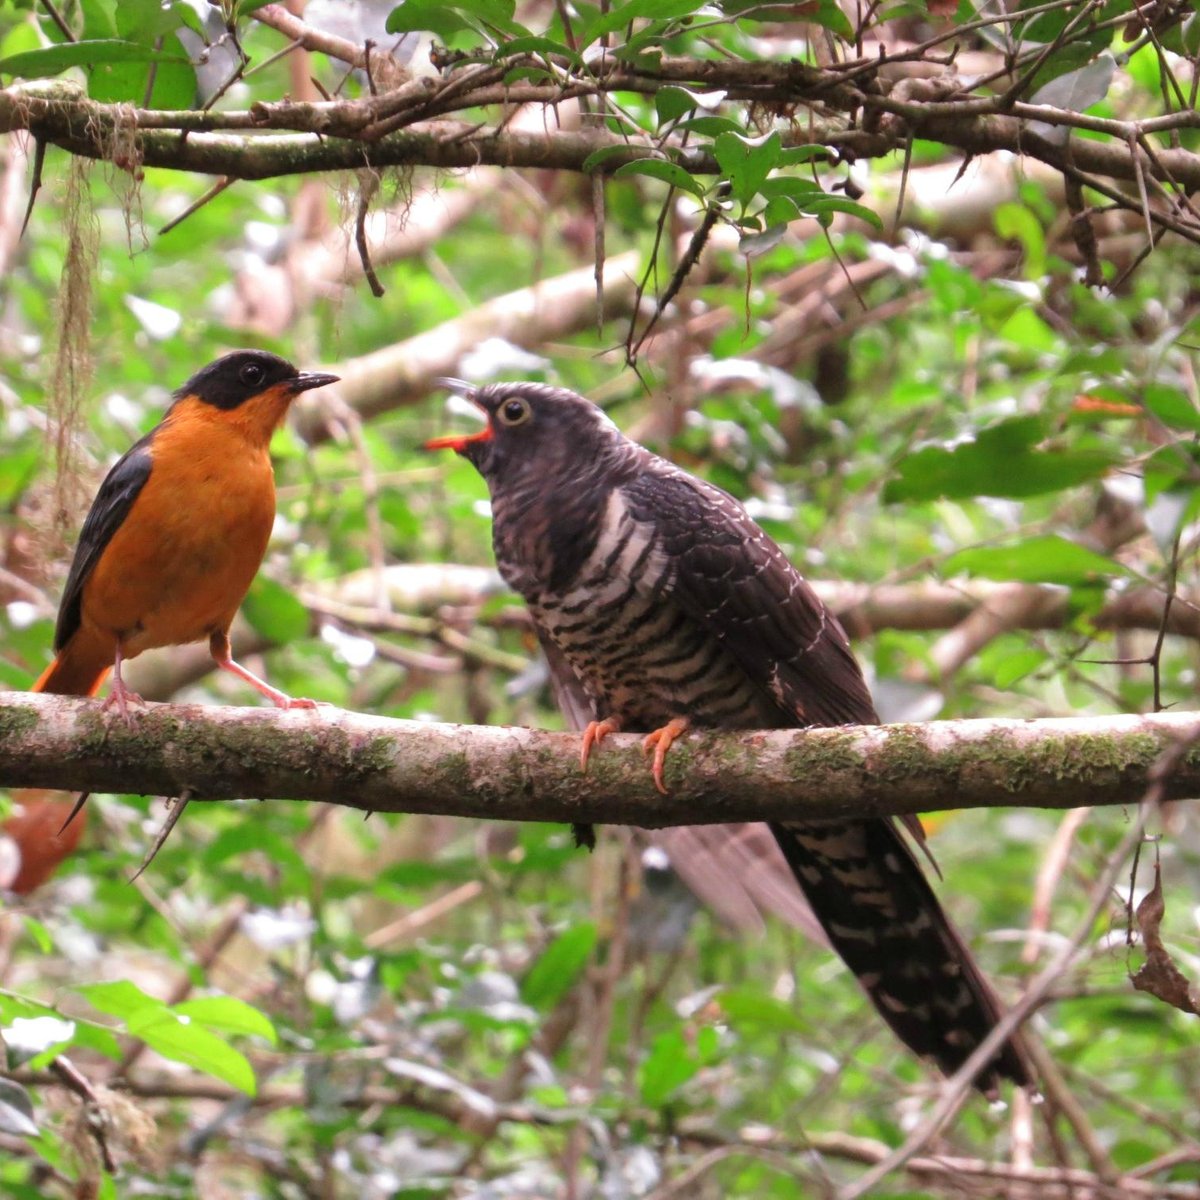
[426,381,624,490]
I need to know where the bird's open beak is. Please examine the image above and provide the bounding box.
[290,371,340,394]
[425,424,493,452]
[425,385,492,451]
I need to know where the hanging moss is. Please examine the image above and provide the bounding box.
[48,154,98,539]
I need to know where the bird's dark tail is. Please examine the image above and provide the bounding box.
[31,629,110,698]
[770,817,1031,1092]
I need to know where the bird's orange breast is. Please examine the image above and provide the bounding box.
[77,400,279,656]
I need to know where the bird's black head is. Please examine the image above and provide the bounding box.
[425,382,627,489]
[177,350,339,410]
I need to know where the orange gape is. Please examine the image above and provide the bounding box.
[5,350,339,895]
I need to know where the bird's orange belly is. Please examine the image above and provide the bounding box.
[78,449,275,657]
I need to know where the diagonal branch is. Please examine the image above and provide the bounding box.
[1,694,1199,824]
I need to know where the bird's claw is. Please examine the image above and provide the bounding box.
[642,718,691,795]
[580,716,620,772]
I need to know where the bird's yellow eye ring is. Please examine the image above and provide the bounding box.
[498,397,532,426]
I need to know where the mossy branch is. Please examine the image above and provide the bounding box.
[1,694,1197,825]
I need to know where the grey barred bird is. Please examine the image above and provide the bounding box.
[428,381,1030,1091]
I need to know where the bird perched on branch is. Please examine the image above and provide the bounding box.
[428,380,1030,1091]
[6,351,338,894]
[32,349,338,713]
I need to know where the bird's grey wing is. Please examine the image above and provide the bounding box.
[623,467,878,729]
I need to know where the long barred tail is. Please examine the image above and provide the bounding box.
[770,817,1031,1091]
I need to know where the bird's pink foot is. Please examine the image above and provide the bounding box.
[101,678,145,726]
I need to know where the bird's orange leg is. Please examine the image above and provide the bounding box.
[642,717,691,795]
[580,716,620,772]
[100,643,145,725]
[209,631,317,710]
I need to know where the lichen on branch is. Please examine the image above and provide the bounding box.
[0,693,1197,824]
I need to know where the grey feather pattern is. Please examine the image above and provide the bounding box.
[448,381,1030,1091]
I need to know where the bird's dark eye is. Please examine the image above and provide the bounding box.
[498,397,531,427]
[240,362,265,386]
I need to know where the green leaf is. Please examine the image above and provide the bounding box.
[0,21,42,64]
[580,0,702,47]
[79,980,168,1022]
[242,576,312,644]
[116,0,188,43]
[639,1027,699,1107]
[0,446,40,509]
[173,997,278,1044]
[803,195,883,229]
[992,646,1048,688]
[386,0,519,41]
[676,115,743,136]
[757,177,821,201]
[0,39,187,79]
[1143,443,1200,503]
[943,536,1124,586]
[612,157,705,199]
[89,57,196,108]
[520,923,597,1011]
[581,144,638,172]
[494,35,580,64]
[998,306,1057,354]
[79,0,119,42]
[713,130,780,207]
[386,1,473,40]
[884,416,1116,501]
[719,0,852,38]
[129,1010,257,1095]
[655,85,698,124]
[718,987,808,1033]
[236,0,279,17]
[20,916,53,955]
[1141,384,1200,433]
[776,144,832,167]
[995,203,1046,278]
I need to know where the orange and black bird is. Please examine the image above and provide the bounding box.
[32,349,338,715]
[429,381,1030,1092]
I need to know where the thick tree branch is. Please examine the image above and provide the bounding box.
[4,57,1200,200]
[1,694,1198,824]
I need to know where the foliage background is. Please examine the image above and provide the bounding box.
[1,0,1200,1196]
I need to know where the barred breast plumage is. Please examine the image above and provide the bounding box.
[433,380,1030,1093]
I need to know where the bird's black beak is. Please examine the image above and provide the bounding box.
[425,380,492,452]
[290,371,340,394]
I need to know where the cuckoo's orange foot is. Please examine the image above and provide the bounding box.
[642,717,691,795]
[580,716,620,772]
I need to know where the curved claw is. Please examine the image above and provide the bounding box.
[642,717,691,795]
[580,717,620,772]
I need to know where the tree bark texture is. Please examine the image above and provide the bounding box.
[0,694,1197,824]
